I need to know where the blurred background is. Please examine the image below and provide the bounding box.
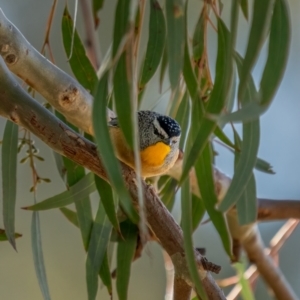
[0,0,299,299]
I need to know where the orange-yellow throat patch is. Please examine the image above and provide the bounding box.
[140,142,170,167]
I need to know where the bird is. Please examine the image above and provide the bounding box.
[108,110,181,177]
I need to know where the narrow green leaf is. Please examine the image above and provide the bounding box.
[233,262,255,300]
[258,0,291,106]
[192,9,205,61]
[214,126,236,150]
[92,0,104,14]
[2,120,18,249]
[166,0,185,89]
[181,177,207,299]
[183,41,202,104]
[24,173,96,211]
[116,221,138,300]
[238,0,275,102]
[92,0,105,27]
[236,173,257,225]
[195,144,232,257]
[60,206,113,297]
[223,136,275,175]
[93,72,138,222]
[175,90,191,150]
[216,101,264,124]
[113,53,134,149]
[239,0,249,20]
[230,0,239,50]
[219,54,260,214]
[181,19,232,184]
[191,195,206,232]
[99,252,113,297]
[62,7,97,92]
[60,207,79,227]
[233,131,257,225]
[112,0,131,57]
[255,157,275,174]
[139,0,166,91]
[95,175,119,232]
[31,212,51,300]
[225,64,237,115]
[63,158,93,251]
[159,176,177,211]
[0,229,22,241]
[159,45,168,92]
[86,201,112,300]
[54,112,93,246]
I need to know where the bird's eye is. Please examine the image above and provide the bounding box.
[171,139,177,144]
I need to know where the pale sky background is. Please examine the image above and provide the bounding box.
[0,1,300,299]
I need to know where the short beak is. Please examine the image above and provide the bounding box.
[165,138,171,146]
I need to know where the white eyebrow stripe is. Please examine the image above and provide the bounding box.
[153,118,169,139]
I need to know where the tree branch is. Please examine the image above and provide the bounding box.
[227,210,298,300]
[170,155,298,299]
[258,199,300,221]
[227,219,299,299]
[0,8,96,134]
[173,276,192,300]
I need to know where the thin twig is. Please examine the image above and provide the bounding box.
[41,0,57,62]
[258,199,300,221]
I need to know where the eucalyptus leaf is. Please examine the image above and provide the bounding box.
[238,0,275,102]
[181,19,233,184]
[31,212,51,300]
[258,0,291,106]
[239,0,249,20]
[63,157,93,251]
[93,72,138,223]
[181,177,207,299]
[219,54,260,215]
[195,144,232,257]
[116,221,138,300]
[62,7,97,92]
[166,0,185,90]
[92,0,105,27]
[236,173,257,225]
[113,53,134,149]
[86,201,112,300]
[2,120,18,249]
[60,207,79,228]
[112,0,131,57]
[139,0,166,91]
[159,45,168,92]
[99,252,113,297]
[192,9,205,61]
[95,175,120,233]
[191,195,206,232]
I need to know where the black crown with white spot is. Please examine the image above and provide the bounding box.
[157,115,181,138]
